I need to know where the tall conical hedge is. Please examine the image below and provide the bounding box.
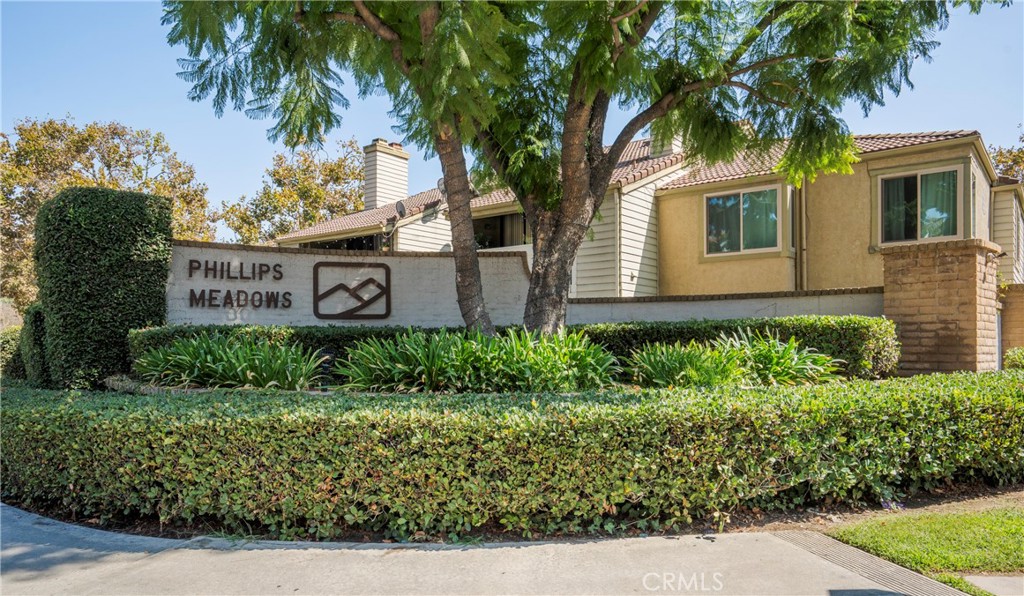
[34,187,172,388]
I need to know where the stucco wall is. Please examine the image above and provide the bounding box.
[567,288,883,325]
[806,145,980,290]
[659,142,988,296]
[657,181,796,295]
[168,241,884,328]
[803,161,879,290]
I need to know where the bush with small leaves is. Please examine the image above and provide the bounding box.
[2,371,1021,541]
[1004,347,1024,370]
[0,325,24,381]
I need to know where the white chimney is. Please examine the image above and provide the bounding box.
[651,133,683,158]
[363,138,410,210]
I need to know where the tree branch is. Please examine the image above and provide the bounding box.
[611,0,648,25]
[727,53,798,78]
[419,2,440,45]
[311,1,409,75]
[323,12,366,26]
[599,92,678,183]
[351,0,400,41]
[723,1,797,73]
[611,1,663,62]
[588,90,611,171]
[725,81,791,108]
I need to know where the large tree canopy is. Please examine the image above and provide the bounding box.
[0,117,213,312]
[165,0,989,331]
[217,138,364,244]
[166,0,519,332]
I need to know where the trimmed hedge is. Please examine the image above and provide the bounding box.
[19,305,50,387]
[35,187,172,388]
[0,325,24,380]
[2,371,1020,540]
[1005,347,1024,370]
[129,315,899,379]
[574,316,899,379]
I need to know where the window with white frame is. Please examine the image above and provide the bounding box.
[880,167,959,243]
[705,186,779,255]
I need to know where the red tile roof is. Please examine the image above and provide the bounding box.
[278,138,684,242]
[277,188,444,241]
[661,130,979,190]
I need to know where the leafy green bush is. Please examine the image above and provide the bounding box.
[1,325,24,381]
[35,187,172,388]
[134,333,327,390]
[578,316,898,379]
[336,328,619,393]
[713,329,842,386]
[1004,347,1024,370]
[627,341,745,388]
[19,305,50,387]
[2,372,1021,541]
[130,315,898,380]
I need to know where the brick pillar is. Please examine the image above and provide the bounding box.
[880,239,1002,374]
[1002,284,1024,358]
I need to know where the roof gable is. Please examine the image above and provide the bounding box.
[278,138,683,243]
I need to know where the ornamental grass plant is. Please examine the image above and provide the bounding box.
[134,332,327,390]
[335,327,619,393]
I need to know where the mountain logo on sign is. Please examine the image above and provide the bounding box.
[312,262,391,320]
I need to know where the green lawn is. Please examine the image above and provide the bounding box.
[829,507,1024,596]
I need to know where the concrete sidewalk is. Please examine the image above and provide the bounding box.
[1,503,964,596]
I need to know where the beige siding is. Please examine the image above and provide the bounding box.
[619,180,660,297]
[971,154,992,240]
[364,153,409,209]
[992,189,1024,283]
[395,208,453,252]
[574,193,618,297]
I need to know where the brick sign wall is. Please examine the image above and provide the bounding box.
[167,241,531,327]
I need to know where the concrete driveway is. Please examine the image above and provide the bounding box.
[1,503,964,595]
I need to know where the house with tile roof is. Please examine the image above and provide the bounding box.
[277,131,1024,299]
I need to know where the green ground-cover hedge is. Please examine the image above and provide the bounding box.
[0,325,24,380]
[574,316,899,379]
[129,315,899,379]
[19,305,50,387]
[2,371,1019,540]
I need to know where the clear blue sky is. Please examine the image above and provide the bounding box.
[3,1,1023,241]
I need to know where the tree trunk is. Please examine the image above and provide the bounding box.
[522,202,594,333]
[433,130,495,335]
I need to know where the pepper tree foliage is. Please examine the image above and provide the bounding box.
[164,1,988,330]
[216,138,364,244]
[165,0,516,333]
[477,0,984,202]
